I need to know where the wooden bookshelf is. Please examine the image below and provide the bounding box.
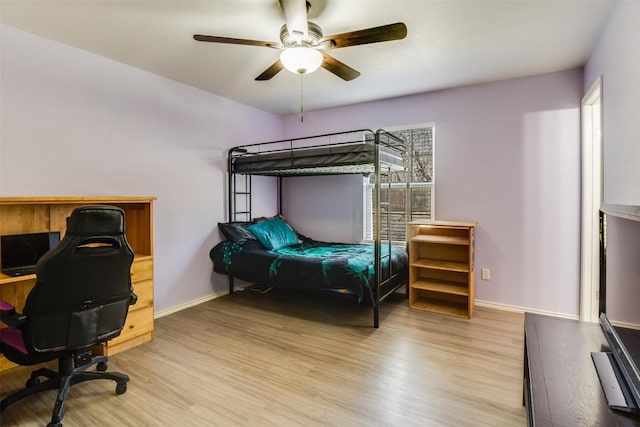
[408,221,476,318]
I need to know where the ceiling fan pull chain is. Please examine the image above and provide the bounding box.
[300,73,304,123]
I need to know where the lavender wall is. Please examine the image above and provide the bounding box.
[282,69,583,316]
[283,175,364,243]
[584,1,640,324]
[584,0,640,205]
[0,25,282,314]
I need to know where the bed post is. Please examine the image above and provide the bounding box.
[278,176,283,216]
[228,149,234,221]
[373,130,381,328]
[405,136,413,297]
[228,149,235,294]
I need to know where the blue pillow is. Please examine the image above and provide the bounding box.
[247,218,299,250]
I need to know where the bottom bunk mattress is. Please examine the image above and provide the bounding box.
[210,239,408,302]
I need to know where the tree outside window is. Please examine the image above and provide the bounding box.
[366,126,434,242]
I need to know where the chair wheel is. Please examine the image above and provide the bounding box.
[116,383,127,395]
[47,422,62,427]
[25,377,41,388]
[96,362,107,371]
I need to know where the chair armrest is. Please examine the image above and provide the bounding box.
[0,301,27,329]
[129,291,138,306]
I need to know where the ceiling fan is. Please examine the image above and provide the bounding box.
[193,0,407,81]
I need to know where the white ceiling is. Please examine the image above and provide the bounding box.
[0,0,615,115]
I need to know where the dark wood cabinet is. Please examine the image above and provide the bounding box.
[524,313,640,426]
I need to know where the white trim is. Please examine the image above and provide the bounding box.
[580,75,603,322]
[153,279,251,319]
[431,125,436,219]
[154,281,252,318]
[475,299,580,320]
[154,293,222,319]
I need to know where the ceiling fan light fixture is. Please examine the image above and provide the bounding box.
[280,47,323,75]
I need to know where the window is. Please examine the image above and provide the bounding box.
[364,125,434,242]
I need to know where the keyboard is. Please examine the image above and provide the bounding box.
[1,266,36,277]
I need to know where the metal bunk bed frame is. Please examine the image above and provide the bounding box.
[226,129,411,328]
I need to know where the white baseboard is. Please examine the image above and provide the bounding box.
[475,299,580,321]
[153,283,251,319]
[154,291,225,319]
[475,300,640,330]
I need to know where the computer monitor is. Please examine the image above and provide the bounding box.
[0,231,60,276]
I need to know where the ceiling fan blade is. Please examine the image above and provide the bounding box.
[193,34,279,48]
[322,22,407,49]
[321,52,360,81]
[279,0,309,37]
[255,60,285,81]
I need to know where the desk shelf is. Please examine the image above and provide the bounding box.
[0,196,156,371]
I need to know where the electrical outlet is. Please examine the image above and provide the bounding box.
[481,268,491,280]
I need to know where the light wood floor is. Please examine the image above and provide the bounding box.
[0,288,526,426]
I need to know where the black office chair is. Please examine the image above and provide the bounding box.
[0,205,137,427]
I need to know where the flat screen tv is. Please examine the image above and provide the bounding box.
[592,204,640,413]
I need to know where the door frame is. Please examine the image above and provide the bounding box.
[580,75,603,322]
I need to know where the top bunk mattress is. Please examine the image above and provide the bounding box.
[229,130,407,176]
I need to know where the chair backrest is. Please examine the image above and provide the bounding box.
[23,205,135,353]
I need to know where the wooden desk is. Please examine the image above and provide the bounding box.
[524,312,640,426]
[0,196,155,371]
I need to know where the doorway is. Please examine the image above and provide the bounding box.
[580,76,603,322]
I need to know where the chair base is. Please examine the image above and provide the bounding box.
[0,354,128,426]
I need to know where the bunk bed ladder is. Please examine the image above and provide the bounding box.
[227,149,252,294]
[230,172,252,223]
